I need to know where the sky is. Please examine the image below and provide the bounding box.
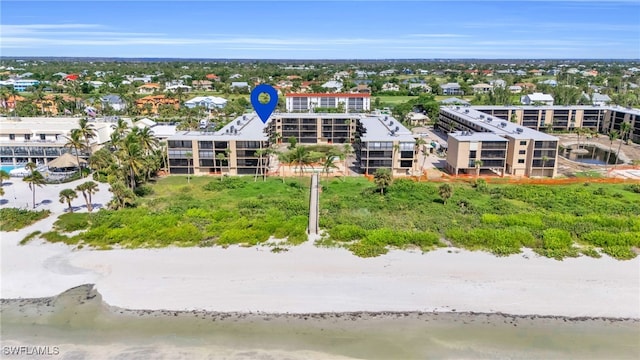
[1,0,639,59]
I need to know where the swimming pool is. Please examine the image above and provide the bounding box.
[0,165,22,174]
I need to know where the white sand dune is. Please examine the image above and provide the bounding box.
[1,178,639,318]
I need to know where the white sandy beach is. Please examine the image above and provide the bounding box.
[1,177,639,318]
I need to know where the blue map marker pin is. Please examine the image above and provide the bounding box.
[250,84,278,124]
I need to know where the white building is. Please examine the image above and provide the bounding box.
[521,93,554,106]
[285,93,370,112]
[184,96,228,110]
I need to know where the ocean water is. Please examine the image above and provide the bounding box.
[2,285,639,359]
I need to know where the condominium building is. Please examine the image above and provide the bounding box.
[473,105,639,143]
[438,107,559,177]
[167,112,416,176]
[0,117,112,166]
[285,93,370,112]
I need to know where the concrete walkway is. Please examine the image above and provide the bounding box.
[307,174,319,235]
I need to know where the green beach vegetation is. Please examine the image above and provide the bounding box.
[40,176,309,249]
[0,208,51,232]
[29,172,640,260]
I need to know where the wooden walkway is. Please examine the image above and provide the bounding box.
[307,174,319,235]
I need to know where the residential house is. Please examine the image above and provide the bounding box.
[192,80,213,91]
[135,95,180,115]
[539,79,558,87]
[229,74,243,79]
[0,95,25,110]
[321,80,343,92]
[205,74,220,81]
[521,93,554,106]
[381,83,400,92]
[515,82,536,92]
[408,83,432,93]
[528,69,543,76]
[440,83,464,96]
[590,93,612,106]
[379,69,397,76]
[101,94,127,112]
[472,83,493,94]
[64,74,79,81]
[164,84,192,93]
[508,85,523,93]
[184,96,228,110]
[230,82,249,89]
[137,83,161,94]
[490,79,506,88]
[350,84,371,94]
[440,97,470,105]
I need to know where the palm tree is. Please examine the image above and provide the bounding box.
[23,170,45,209]
[474,159,483,178]
[64,128,85,176]
[109,181,135,209]
[290,146,311,176]
[185,151,193,184]
[119,134,145,190]
[373,168,392,195]
[342,143,353,178]
[76,181,99,212]
[0,186,4,197]
[414,138,427,174]
[224,148,232,176]
[134,127,159,155]
[605,130,619,172]
[438,183,453,205]
[0,169,9,186]
[277,150,290,183]
[216,153,226,181]
[78,118,96,156]
[392,144,400,174]
[59,188,78,213]
[614,121,631,169]
[321,156,338,179]
[254,148,265,182]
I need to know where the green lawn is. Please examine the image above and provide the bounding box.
[374,95,417,105]
[0,208,51,232]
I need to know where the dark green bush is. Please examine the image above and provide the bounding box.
[55,213,90,232]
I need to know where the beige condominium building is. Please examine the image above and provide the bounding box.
[438,106,558,177]
[167,112,416,176]
[472,105,639,142]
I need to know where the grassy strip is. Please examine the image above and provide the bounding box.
[0,208,51,232]
[19,230,42,245]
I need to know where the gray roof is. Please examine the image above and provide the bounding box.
[440,97,470,105]
[170,113,268,141]
[448,131,507,142]
[440,82,461,89]
[359,115,415,142]
[442,106,557,141]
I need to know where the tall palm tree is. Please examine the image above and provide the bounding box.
[59,188,78,213]
[321,156,338,178]
[614,121,631,169]
[474,159,484,177]
[23,170,45,209]
[185,151,193,184]
[109,181,135,210]
[216,152,226,181]
[134,127,159,155]
[76,181,99,212]
[78,118,96,156]
[64,128,85,177]
[605,130,619,172]
[254,148,265,182]
[342,143,353,177]
[119,133,145,190]
[290,146,311,176]
[414,138,427,174]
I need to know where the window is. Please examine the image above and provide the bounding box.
[518,150,526,155]
[24,134,31,140]
[40,134,46,140]
[469,150,477,159]
[9,134,15,140]
[519,141,527,146]
[517,159,525,164]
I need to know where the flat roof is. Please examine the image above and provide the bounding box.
[448,131,507,142]
[359,115,415,142]
[442,106,557,141]
[170,113,269,141]
[285,93,371,98]
[473,104,640,116]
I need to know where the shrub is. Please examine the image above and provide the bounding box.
[580,247,601,258]
[0,208,51,231]
[542,229,573,249]
[581,231,640,247]
[626,184,640,194]
[349,240,388,258]
[602,246,637,260]
[41,231,79,245]
[55,213,90,232]
[134,185,154,197]
[328,224,367,242]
